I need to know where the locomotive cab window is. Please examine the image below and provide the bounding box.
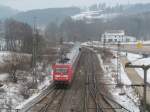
[54,68,68,74]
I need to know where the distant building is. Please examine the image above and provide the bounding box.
[101,30,136,43]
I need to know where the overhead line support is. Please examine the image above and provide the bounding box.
[125,63,150,112]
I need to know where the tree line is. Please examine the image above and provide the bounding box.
[0,19,45,54]
[45,12,150,42]
[1,12,150,50]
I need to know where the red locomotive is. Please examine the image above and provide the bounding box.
[51,43,81,85]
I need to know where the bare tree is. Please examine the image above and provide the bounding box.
[4,19,33,52]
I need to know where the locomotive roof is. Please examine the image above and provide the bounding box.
[57,42,80,65]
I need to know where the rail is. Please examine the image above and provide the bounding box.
[38,90,65,112]
[15,83,55,112]
[85,48,133,112]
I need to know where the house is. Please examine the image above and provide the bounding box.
[101,30,136,43]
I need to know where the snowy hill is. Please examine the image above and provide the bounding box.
[71,10,120,22]
[13,7,80,27]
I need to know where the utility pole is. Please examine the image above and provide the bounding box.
[117,41,121,85]
[125,63,150,112]
[99,34,101,48]
[103,34,106,49]
[59,36,64,62]
[32,16,38,87]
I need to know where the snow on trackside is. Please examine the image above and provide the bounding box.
[97,54,105,72]
[126,52,143,62]
[38,76,52,90]
[132,57,150,83]
[16,76,52,110]
[16,91,41,109]
[97,51,140,112]
[125,52,150,83]
[111,58,131,85]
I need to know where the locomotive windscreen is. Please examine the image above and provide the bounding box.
[54,68,68,75]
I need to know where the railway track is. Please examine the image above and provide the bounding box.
[83,48,132,112]
[82,49,114,112]
[25,85,65,112]
[38,90,65,112]
[25,48,84,112]
[23,47,132,112]
[57,50,86,112]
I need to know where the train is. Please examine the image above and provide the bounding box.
[51,43,81,85]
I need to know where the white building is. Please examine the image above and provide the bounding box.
[101,30,136,43]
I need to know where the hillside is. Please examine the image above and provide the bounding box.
[105,3,150,14]
[0,5,19,20]
[13,7,81,28]
[72,3,150,22]
[123,3,150,14]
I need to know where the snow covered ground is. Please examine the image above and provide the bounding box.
[0,71,52,111]
[111,59,132,85]
[0,51,53,111]
[125,52,150,83]
[2,83,24,106]
[97,52,140,112]
[0,51,10,63]
[15,76,52,110]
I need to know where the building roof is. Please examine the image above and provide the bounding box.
[104,30,125,36]
[105,30,124,34]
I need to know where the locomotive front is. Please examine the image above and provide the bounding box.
[52,64,73,85]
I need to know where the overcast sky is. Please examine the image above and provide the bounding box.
[0,0,150,11]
